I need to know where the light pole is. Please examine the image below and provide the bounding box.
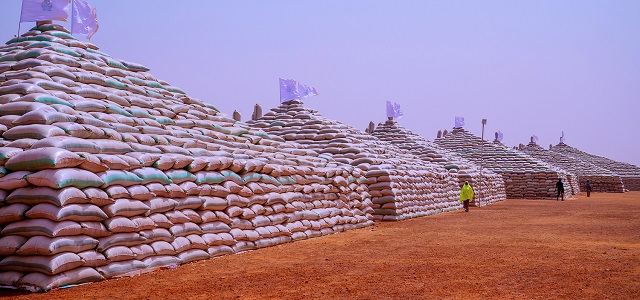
[480,119,487,206]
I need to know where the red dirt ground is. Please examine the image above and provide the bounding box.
[2,192,639,299]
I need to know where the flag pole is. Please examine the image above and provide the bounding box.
[480,118,487,206]
[16,0,24,39]
[70,0,73,31]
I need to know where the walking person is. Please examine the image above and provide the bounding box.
[556,178,565,201]
[460,181,474,212]
[585,179,592,197]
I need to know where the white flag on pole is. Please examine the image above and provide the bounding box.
[532,135,539,143]
[560,131,565,143]
[386,101,404,118]
[279,78,299,102]
[20,0,71,22]
[71,0,98,40]
[298,83,310,98]
[298,82,318,99]
[454,116,465,128]
[497,131,503,142]
[386,101,394,118]
[393,102,403,118]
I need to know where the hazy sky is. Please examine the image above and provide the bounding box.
[1,1,639,166]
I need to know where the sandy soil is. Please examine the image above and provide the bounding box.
[2,191,639,299]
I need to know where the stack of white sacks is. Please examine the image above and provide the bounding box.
[551,142,640,191]
[0,24,373,291]
[435,128,577,199]
[247,100,463,221]
[370,120,506,206]
[521,141,624,193]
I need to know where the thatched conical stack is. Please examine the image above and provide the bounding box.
[435,128,577,199]
[522,141,624,193]
[247,100,463,221]
[370,119,506,206]
[551,143,640,191]
[0,25,374,291]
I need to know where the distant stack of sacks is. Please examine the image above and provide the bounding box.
[247,100,462,221]
[0,25,373,291]
[522,141,624,193]
[551,143,640,191]
[514,142,580,196]
[435,128,577,199]
[370,120,506,206]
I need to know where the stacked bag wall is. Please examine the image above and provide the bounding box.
[435,128,576,199]
[247,100,463,221]
[551,143,640,191]
[370,120,506,206]
[0,25,374,291]
[522,142,624,193]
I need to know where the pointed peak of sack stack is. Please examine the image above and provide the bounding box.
[551,142,640,190]
[522,141,624,193]
[248,99,469,221]
[435,127,578,199]
[0,26,377,291]
[370,120,506,206]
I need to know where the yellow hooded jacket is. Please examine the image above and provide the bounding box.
[460,183,474,202]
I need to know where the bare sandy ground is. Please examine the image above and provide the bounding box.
[2,191,639,299]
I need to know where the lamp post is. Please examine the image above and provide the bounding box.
[480,119,487,206]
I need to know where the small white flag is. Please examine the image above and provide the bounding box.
[532,135,539,143]
[20,0,71,22]
[454,116,465,128]
[497,131,503,142]
[386,101,404,118]
[560,131,565,143]
[298,82,318,99]
[386,100,394,118]
[71,0,98,40]
[393,102,403,118]
[279,78,299,102]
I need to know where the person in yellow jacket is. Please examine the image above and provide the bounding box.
[460,181,474,212]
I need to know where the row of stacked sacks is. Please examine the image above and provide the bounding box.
[0,149,373,291]
[435,128,578,199]
[502,170,575,199]
[370,120,506,207]
[365,168,458,221]
[247,100,463,220]
[0,25,373,291]
[618,178,640,191]
[520,141,624,193]
[618,178,640,192]
[509,143,580,197]
[551,143,640,191]
[510,142,580,198]
[578,175,624,193]
[507,141,580,198]
[563,173,580,197]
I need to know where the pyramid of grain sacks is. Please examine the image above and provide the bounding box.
[522,140,624,193]
[246,100,462,221]
[512,137,580,196]
[551,142,640,191]
[435,127,577,199]
[0,24,374,291]
[370,119,506,206]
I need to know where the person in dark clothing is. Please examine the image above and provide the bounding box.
[556,178,565,201]
[585,179,592,197]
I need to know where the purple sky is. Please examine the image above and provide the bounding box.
[1,1,639,166]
